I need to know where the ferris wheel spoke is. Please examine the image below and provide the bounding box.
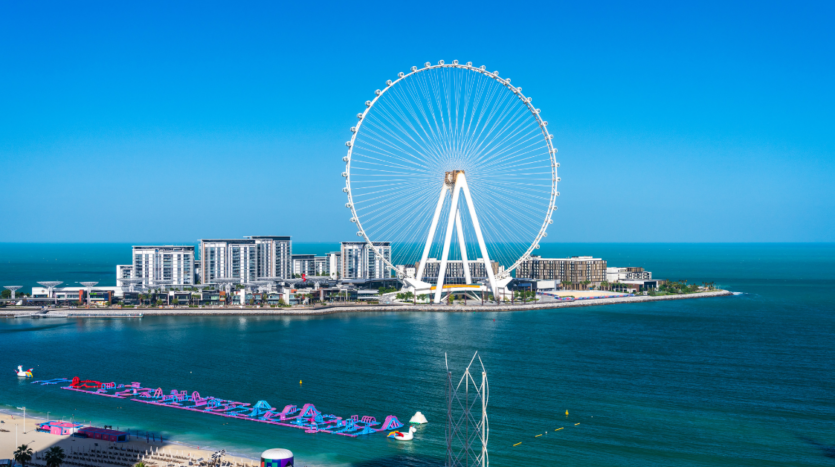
[345,63,557,277]
[367,104,447,165]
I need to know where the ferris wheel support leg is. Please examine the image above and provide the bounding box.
[455,211,472,284]
[433,183,463,304]
[459,175,498,300]
[417,184,449,282]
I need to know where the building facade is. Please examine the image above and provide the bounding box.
[116,265,133,287]
[606,267,652,283]
[292,254,316,277]
[340,242,391,280]
[132,246,195,287]
[517,256,607,287]
[327,251,341,279]
[418,259,499,285]
[200,236,291,284]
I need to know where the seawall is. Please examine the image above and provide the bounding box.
[1,290,733,317]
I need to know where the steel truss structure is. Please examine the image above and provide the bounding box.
[446,352,489,467]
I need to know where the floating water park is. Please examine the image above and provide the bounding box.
[31,376,403,438]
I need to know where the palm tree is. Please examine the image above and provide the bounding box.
[14,444,33,467]
[135,462,148,467]
[45,446,66,467]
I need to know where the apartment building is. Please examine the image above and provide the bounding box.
[200,236,291,284]
[292,254,316,277]
[418,259,500,285]
[341,242,391,279]
[132,245,195,287]
[517,255,607,287]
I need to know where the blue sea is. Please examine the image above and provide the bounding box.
[2,243,834,466]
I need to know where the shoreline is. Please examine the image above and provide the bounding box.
[0,290,733,317]
[0,410,259,465]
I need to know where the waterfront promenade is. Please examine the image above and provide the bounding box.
[1,290,731,317]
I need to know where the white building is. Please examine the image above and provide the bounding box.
[132,245,195,287]
[606,267,652,283]
[340,241,391,280]
[116,264,133,287]
[292,254,316,277]
[31,286,123,301]
[327,251,341,279]
[314,256,329,276]
[200,236,291,284]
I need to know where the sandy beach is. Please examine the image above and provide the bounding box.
[0,413,256,467]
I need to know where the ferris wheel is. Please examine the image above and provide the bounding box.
[343,60,559,302]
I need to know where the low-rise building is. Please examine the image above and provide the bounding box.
[517,256,607,288]
[606,267,653,283]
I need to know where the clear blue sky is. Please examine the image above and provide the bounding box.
[1,1,832,243]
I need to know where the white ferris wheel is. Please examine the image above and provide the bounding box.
[343,60,559,303]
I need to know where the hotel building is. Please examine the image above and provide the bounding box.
[517,256,607,287]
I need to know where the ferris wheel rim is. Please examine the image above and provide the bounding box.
[342,60,559,277]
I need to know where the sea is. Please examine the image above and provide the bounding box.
[1,243,834,466]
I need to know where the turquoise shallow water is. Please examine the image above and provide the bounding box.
[2,243,835,466]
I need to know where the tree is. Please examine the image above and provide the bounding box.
[561,280,572,290]
[582,280,591,290]
[1,289,10,299]
[600,280,609,291]
[135,463,148,467]
[14,444,33,467]
[45,446,66,467]
[172,299,179,306]
[417,294,428,303]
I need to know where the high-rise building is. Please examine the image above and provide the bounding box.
[200,236,291,284]
[132,246,195,287]
[340,242,391,279]
[292,254,316,277]
[517,256,607,287]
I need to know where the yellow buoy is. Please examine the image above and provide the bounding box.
[513,442,522,447]
[535,434,542,438]
[299,380,303,385]
[575,423,580,426]
[555,427,563,431]
[565,410,569,417]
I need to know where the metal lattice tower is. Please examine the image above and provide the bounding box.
[80,282,98,308]
[446,352,489,467]
[4,286,22,300]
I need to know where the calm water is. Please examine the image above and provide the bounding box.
[2,243,835,466]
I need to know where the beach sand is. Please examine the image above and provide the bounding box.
[0,413,257,466]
